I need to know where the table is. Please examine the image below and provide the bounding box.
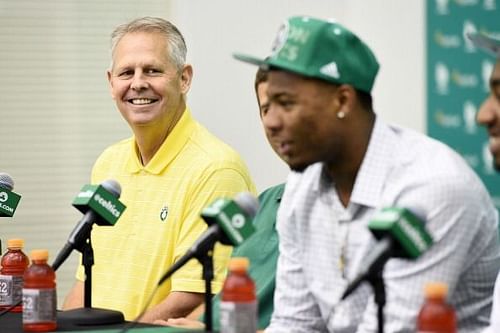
[0,312,205,332]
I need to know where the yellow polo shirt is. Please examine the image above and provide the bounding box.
[76,109,255,320]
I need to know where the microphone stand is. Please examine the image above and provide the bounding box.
[342,240,392,333]
[157,241,217,332]
[58,237,124,325]
[198,249,214,333]
[368,269,386,333]
[83,240,94,308]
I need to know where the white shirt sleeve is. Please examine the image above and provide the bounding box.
[357,173,499,333]
[484,273,500,333]
[266,169,329,333]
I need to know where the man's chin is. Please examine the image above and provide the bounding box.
[281,152,325,172]
[288,159,316,173]
[290,165,307,172]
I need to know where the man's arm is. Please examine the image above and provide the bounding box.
[61,278,205,324]
[139,291,205,323]
[484,272,500,333]
[266,175,326,333]
[358,176,500,332]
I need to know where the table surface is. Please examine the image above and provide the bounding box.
[0,311,206,333]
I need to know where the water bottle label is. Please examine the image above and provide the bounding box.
[0,275,23,306]
[220,301,257,333]
[22,288,57,323]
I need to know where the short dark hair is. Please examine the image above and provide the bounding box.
[254,67,269,93]
[255,66,373,112]
[356,89,373,112]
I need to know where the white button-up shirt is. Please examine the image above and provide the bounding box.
[267,117,500,333]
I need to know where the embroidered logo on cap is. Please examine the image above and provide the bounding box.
[320,62,340,79]
[271,21,290,57]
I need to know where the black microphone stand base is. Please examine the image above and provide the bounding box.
[57,239,124,326]
[58,307,124,326]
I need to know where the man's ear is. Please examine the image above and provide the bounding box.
[180,64,193,94]
[107,70,116,100]
[333,84,357,115]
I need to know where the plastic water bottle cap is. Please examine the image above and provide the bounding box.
[7,238,24,249]
[229,257,250,271]
[30,249,49,261]
[424,282,448,298]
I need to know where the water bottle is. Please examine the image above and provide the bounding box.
[0,238,29,312]
[417,282,456,333]
[22,249,57,332]
[220,257,257,333]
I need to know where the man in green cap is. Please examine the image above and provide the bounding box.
[234,16,500,332]
[468,32,500,333]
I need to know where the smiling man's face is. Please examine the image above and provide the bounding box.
[107,31,190,130]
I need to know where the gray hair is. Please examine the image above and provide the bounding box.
[110,17,187,72]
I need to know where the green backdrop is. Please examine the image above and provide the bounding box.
[427,0,500,210]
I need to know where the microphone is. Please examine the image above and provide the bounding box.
[52,179,127,271]
[0,172,22,217]
[157,192,259,286]
[342,207,433,299]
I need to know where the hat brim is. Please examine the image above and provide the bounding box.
[233,53,269,67]
[467,32,500,57]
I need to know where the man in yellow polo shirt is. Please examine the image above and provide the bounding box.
[62,17,255,323]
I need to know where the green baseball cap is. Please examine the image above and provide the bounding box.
[467,32,500,58]
[233,16,380,93]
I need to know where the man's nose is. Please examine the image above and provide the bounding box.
[477,96,497,126]
[131,72,148,90]
[262,106,284,133]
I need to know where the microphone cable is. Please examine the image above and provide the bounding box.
[0,300,22,318]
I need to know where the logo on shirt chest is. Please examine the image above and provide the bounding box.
[160,205,169,222]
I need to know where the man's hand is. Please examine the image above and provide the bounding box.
[154,317,266,333]
[154,317,205,329]
[138,291,204,324]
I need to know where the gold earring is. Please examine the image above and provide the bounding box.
[337,111,345,119]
